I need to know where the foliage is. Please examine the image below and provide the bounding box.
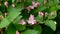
[0,0,60,34]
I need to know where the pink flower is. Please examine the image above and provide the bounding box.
[12,3,15,8]
[33,2,40,7]
[4,1,8,7]
[38,12,44,17]
[19,19,26,25]
[26,6,34,11]
[28,14,36,25]
[16,31,20,34]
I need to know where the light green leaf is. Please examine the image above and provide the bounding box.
[0,11,20,28]
[45,20,56,31]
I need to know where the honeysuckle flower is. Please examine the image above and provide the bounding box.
[12,3,15,8]
[4,1,8,7]
[16,31,20,34]
[19,19,26,25]
[38,12,44,17]
[33,2,40,7]
[28,14,36,25]
[26,6,34,11]
[32,1,36,6]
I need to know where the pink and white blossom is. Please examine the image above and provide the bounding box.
[19,19,26,25]
[38,12,44,17]
[4,1,8,7]
[12,3,15,8]
[16,31,20,34]
[28,14,36,25]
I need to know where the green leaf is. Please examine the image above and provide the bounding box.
[12,0,15,3]
[13,16,22,23]
[35,16,44,24]
[0,18,10,28]
[35,0,44,4]
[5,24,16,34]
[21,29,39,34]
[8,6,22,12]
[7,11,20,21]
[45,20,56,31]
[14,24,26,31]
[33,25,42,34]
[0,11,20,28]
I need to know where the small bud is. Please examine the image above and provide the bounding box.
[12,3,15,8]
[45,12,48,17]
[4,12,8,17]
[16,31,20,34]
[38,12,44,17]
[4,1,8,7]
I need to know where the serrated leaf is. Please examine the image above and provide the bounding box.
[21,29,39,34]
[45,20,56,31]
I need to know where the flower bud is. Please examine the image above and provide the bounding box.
[12,3,15,8]
[4,12,8,17]
[16,31,20,34]
[38,12,44,17]
[4,1,8,7]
